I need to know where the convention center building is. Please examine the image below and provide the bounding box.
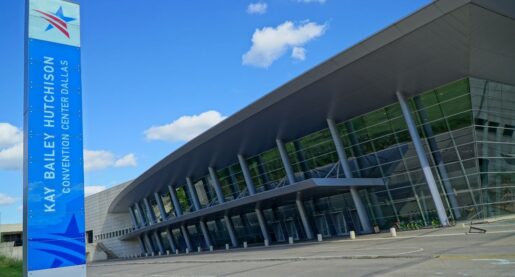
[85,0,515,260]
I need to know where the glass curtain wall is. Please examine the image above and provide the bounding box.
[140,78,514,240]
[471,78,515,218]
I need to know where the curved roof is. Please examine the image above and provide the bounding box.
[110,0,515,212]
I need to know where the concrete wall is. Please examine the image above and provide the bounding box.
[0,242,22,260]
[85,181,141,262]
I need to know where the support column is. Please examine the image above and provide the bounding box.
[168,185,182,217]
[138,235,146,253]
[153,231,165,254]
[143,198,156,225]
[208,167,225,204]
[276,139,296,185]
[224,215,238,247]
[327,118,373,234]
[154,192,167,222]
[238,154,256,195]
[186,177,201,211]
[136,202,147,226]
[199,220,212,248]
[180,225,192,251]
[255,208,271,243]
[414,96,462,219]
[129,206,138,229]
[295,198,314,240]
[143,233,153,254]
[396,91,449,226]
[166,228,177,253]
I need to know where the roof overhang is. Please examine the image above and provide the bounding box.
[110,0,515,213]
[120,177,384,240]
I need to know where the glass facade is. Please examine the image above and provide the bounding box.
[133,78,515,253]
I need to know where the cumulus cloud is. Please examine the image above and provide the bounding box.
[291,46,306,60]
[296,0,326,4]
[0,123,23,149]
[0,123,23,171]
[0,193,17,205]
[144,110,227,142]
[247,2,268,14]
[84,150,137,172]
[242,20,327,67]
[114,153,137,168]
[85,185,107,197]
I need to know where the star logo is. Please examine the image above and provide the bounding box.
[34,6,75,38]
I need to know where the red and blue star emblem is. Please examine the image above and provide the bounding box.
[34,6,75,38]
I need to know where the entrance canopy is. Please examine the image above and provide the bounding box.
[120,178,384,240]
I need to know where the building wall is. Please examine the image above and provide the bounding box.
[85,181,141,261]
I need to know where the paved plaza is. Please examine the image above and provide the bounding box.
[88,221,515,277]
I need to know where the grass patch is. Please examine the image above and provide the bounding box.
[0,255,22,277]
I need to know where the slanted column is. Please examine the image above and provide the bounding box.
[396,91,449,226]
[327,118,373,234]
[143,233,153,254]
[180,225,192,251]
[168,185,182,217]
[166,228,177,253]
[255,208,271,243]
[276,139,296,185]
[154,192,167,222]
[138,235,146,253]
[129,206,138,229]
[295,199,314,239]
[186,177,201,211]
[224,215,238,247]
[208,167,225,204]
[136,202,147,226]
[143,198,156,225]
[414,96,462,219]
[153,231,165,254]
[199,220,212,248]
[238,154,256,195]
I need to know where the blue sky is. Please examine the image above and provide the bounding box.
[0,0,430,224]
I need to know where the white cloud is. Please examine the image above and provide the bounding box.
[291,46,306,60]
[0,193,17,205]
[242,20,327,67]
[114,153,137,168]
[85,185,107,197]
[0,123,23,149]
[144,110,227,143]
[0,123,23,171]
[84,150,137,172]
[0,142,23,170]
[296,0,326,4]
[247,2,268,14]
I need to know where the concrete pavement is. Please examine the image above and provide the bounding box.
[88,221,515,276]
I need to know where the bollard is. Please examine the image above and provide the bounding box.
[243,241,248,248]
[226,243,230,250]
[175,249,179,255]
[158,251,162,256]
[151,252,155,257]
[374,226,380,233]
[317,234,323,242]
[350,230,356,240]
[209,245,214,252]
[145,253,149,257]
[390,227,397,237]
[166,250,170,256]
[264,239,269,247]
[288,237,294,244]
[186,248,190,254]
[197,246,202,253]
